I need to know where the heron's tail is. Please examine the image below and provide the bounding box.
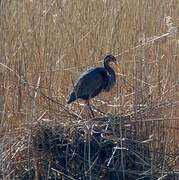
[67,92,76,104]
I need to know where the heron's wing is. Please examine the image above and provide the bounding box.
[73,67,108,99]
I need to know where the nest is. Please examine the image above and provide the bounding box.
[2,110,177,180]
[32,117,150,179]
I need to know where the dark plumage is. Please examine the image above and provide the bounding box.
[67,54,120,104]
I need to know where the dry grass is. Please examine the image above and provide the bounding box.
[0,0,179,179]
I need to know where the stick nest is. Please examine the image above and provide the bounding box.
[1,109,177,179]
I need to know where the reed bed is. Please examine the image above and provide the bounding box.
[0,0,179,179]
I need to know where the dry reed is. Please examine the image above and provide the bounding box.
[0,0,179,179]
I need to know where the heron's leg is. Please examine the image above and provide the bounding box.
[86,100,95,118]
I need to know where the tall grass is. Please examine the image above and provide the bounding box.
[0,0,179,177]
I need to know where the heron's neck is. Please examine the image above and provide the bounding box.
[104,62,116,91]
[104,62,116,78]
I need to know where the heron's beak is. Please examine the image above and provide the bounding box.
[114,63,120,73]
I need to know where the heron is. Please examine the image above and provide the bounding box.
[67,54,120,117]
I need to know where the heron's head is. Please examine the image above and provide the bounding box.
[104,54,120,73]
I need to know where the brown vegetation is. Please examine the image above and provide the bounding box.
[0,0,179,179]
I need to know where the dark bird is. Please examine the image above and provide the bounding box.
[67,54,120,116]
